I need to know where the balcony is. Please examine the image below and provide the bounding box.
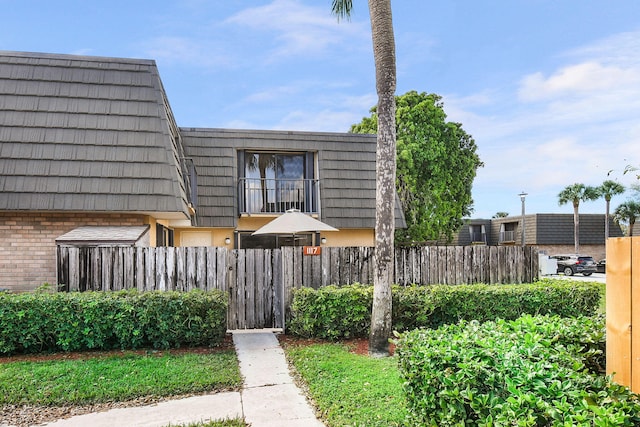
[499,230,516,243]
[469,231,487,244]
[238,178,319,215]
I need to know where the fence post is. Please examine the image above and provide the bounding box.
[606,237,635,390]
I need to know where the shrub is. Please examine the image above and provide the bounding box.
[0,289,227,355]
[396,315,640,426]
[288,285,373,340]
[288,279,600,339]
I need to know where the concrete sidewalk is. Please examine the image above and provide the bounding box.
[36,330,324,427]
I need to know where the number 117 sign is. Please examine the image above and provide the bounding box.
[303,246,322,256]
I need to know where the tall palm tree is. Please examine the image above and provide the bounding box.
[332,0,396,357]
[614,200,640,236]
[558,183,600,254]
[597,180,625,240]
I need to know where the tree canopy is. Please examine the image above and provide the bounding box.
[351,90,483,244]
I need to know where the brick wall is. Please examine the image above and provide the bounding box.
[0,212,146,292]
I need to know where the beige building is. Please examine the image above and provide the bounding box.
[0,51,404,292]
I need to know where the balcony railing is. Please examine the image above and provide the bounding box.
[469,231,487,244]
[238,178,319,214]
[499,230,516,243]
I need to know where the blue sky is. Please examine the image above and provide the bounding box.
[2,0,640,219]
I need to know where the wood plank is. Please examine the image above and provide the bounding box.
[186,247,197,291]
[165,247,176,291]
[263,249,273,327]
[143,247,154,291]
[196,247,207,290]
[632,237,640,393]
[175,247,186,292]
[206,247,217,291]
[100,247,112,291]
[227,250,238,330]
[282,247,295,321]
[135,247,145,291]
[245,249,256,328]
[607,237,632,388]
[236,250,246,329]
[68,247,79,291]
[321,247,330,287]
[112,248,123,291]
[254,249,265,328]
[273,249,284,329]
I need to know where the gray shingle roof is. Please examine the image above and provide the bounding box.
[181,127,406,229]
[56,225,150,246]
[0,50,191,219]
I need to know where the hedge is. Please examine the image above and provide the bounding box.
[287,279,601,339]
[396,315,640,426]
[0,289,228,355]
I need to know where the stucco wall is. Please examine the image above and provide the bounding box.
[0,212,146,292]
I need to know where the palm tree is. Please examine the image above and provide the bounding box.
[558,183,600,254]
[597,180,625,240]
[332,0,396,357]
[614,200,640,236]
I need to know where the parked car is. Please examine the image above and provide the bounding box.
[550,254,597,276]
[596,259,606,273]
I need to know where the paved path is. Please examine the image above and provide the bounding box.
[34,330,324,427]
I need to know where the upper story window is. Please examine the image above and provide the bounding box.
[499,222,518,243]
[238,151,318,214]
[468,224,486,244]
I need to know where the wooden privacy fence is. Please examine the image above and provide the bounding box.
[57,245,539,330]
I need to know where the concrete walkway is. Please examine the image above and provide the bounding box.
[37,330,324,427]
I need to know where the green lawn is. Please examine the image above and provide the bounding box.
[285,343,407,427]
[0,350,242,406]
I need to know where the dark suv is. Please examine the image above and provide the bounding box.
[551,254,597,276]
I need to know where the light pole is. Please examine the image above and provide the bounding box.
[518,192,527,247]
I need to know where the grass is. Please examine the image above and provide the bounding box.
[284,282,608,427]
[0,350,242,406]
[285,343,407,427]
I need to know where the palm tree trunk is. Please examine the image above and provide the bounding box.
[368,0,396,357]
[605,199,610,242]
[573,203,580,254]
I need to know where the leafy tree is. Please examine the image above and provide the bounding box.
[493,212,509,218]
[351,91,483,243]
[558,183,600,253]
[614,200,640,236]
[596,180,625,240]
[332,0,396,357]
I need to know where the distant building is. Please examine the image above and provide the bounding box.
[452,213,623,261]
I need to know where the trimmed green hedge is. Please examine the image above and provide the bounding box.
[288,279,601,339]
[396,315,640,426]
[0,289,228,355]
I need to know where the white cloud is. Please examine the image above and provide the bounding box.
[140,36,232,68]
[225,0,369,59]
[518,61,640,102]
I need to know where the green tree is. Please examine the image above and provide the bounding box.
[596,180,625,240]
[558,183,600,253]
[493,212,509,218]
[351,91,483,243]
[332,0,396,357]
[614,200,640,236]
